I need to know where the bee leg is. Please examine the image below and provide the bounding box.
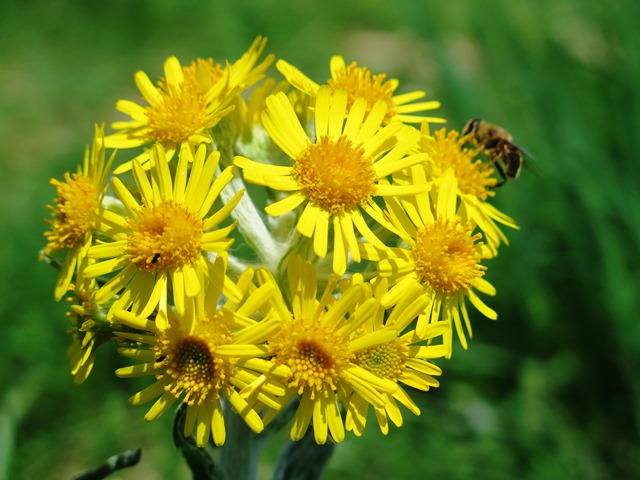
[491,159,508,189]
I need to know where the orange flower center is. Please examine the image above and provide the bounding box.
[155,315,233,405]
[292,135,377,215]
[270,317,353,399]
[411,218,485,293]
[146,59,224,144]
[126,199,203,272]
[45,173,98,253]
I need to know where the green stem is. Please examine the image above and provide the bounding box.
[272,429,336,480]
[219,404,264,480]
[219,170,283,268]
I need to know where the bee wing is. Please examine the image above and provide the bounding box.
[517,144,535,160]
[515,146,539,176]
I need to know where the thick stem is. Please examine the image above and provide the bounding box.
[220,171,283,268]
[219,405,264,480]
[272,429,336,480]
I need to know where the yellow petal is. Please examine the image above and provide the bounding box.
[325,392,345,443]
[332,217,348,275]
[226,389,264,434]
[115,362,157,377]
[290,392,314,441]
[144,391,178,422]
[262,92,308,159]
[467,289,497,320]
[276,59,319,96]
[296,202,319,238]
[265,193,306,217]
[163,56,184,87]
[437,168,458,219]
[134,70,161,105]
[327,88,348,138]
[128,379,169,405]
[92,264,137,304]
[151,144,173,200]
[392,90,426,104]
[340,214,360,262]
[312,209,330,258]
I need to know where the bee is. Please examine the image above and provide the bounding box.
[462,118,531,187]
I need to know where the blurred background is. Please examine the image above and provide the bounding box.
[1,0,639,478]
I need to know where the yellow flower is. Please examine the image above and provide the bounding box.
[343,277,449,436]
[417,126,519,254]
[361,169,497,356]
[43,124,114,300]
[114,255,284,447]
[106,37,274,173]
[277,55,445,126]
[240,255,399,445]
[234,86,430,275]
[84,143,243,322]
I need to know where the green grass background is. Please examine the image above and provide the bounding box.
[1,0,639,478]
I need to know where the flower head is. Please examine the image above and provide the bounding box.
[43,125,114,300]
[361,169,497,355]
[114,256,283,447]
[106,37,273,173]
[84,143,243,321]
[235,86,430,275]
[242,256,399,444]
[277,55,445,126]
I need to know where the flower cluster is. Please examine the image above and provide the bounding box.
[42,37,518,447]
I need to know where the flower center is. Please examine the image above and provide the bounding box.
[126,199,203,272]
[292,135,377,215]
[270,317,353,399]
[155,315,233,405]
[411,218,486,293]
[146,59,223,144]
[354,341,405,382]
[45,173,98,252]
[328,62,397,124]
[429,129,497,199]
